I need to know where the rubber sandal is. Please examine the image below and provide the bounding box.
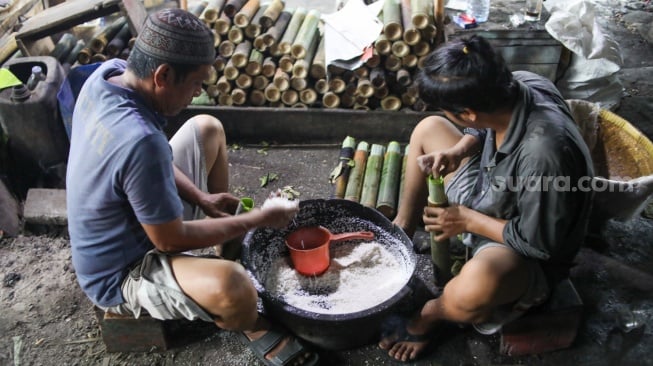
[239,324,319,366]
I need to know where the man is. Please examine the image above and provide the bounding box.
[66,8,318,366]
[380,35,594,361]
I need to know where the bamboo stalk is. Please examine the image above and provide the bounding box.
[370,67,386,88]
[228,25,244,43]
[290,9,320,59]
[245,49,263,76]
[260,0,284,29]
[64,40,86,66]
[299,88,317,105]
[218,40,235,57]
[235,73,252,89]
[361,144,386,208]
[217,75,232,94]
[224,58,239,80]
[373,85,390,99]
[231,88,247,105]
[50,33,77,62]
[214,55,228,72]
[91,53,107,63]
[105,23,131,58]
[411,0,431,29]
[252,74,269,90]
[396,68,412,86]
[354,66,369,79]
[281,89,298,105]
[328,77,346,94]
[205,65,219,84]
[249,89,266,106]
[215,12,232,35]
[189,0,209,17]
[315,78,329,94]
[383,0,403,41]
[402,91,417,106]
[264,83,281,102]
[272,68,290,91]
[290,76,307,91]
[421,24,437,42]
[206,84,220,98]
[340,93,356,108]
[244,4,266,38]
[384,54,402,71]
[269,101,284,108]
[292,102,308,108]
[77,47,93,64]
[391,40,410,58]
[232,40,252,68]
[354,103,370,110]
[261,9,292,48]
[223,0,248,18]
[218,94,234,106]
[201,0,226,23]
[278,7,307,55]
[322,92,340,108]
[413,40,431,56]
[401,0,421,45]
[253,35,267,51]
[381,95,402,110]
[357,78,374,98]
[428,174,451,286]
[376,141,402,218]
[278,54,294,73]
[261,57,276,78]
[355,94,369,106]
[374,34,391,55]
[434,0,446,44]
[330,135,357,199]
[89,17,126,54]
[292,29,319,78]
[213,30,222,49]
[365,49,381,68]
[344,141,370,203]
[309,35,326,79]
[402,54,418,68]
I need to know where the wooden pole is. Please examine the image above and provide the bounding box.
[344,141,370,203]
[376,141,402,218]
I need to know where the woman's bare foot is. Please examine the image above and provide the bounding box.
[379,319,435,362]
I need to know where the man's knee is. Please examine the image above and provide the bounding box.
[191,114,225,138]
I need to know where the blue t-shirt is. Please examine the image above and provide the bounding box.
[66,59,183,307]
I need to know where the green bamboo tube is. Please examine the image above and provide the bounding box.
[375,34,391,55]
[411,0,432,29]
[376,141,402,218]
[292,29,319,78]
[309,36,326,79]
[262,10,292,48]
[383,0,403,41]
[253,74,269,90]
[428,174,451,286]
[249,89,266,106]
[215,12,232,35]
[344,141,369,202]
[244,5,267,38]
[232,40,252,68]
[260,0,284,29]
[201,0,226,23]
[322,92,340,108]
[291,9,320,59]
[360,144,385,208]
[245,49,263,76]
[261,57,277,77]
[50,33,77,62]
[278,7,307,55]
[330,136,356,198]
[223,0,248,18]
[398,144,409,205]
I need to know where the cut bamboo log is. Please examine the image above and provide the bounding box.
[91,53,107,63]
[252,74,269,90]
[269,101,284,108]
[249,89,266,106]
[344,141,370,203]
[200,0,226,23]
[235,73,252,89]
[261,9,292,48]
[292,102,308,108]
[224,58,239,80]
[260,0,284,29]
[360,144,385,209]
[411,0,432,29]
[391,40,410,58]
[401,0,421,45]
[253,35,266,51]
[89,17,126,54]
[206,83,220,98]
[272,68,289,91]
[354,66,369,79]
[105,23,131,58]
[290,9,320,59]
[402,91,418,106]
[189,0,209,17]
[328,77,346,94]
[421,24,437,42]
[281,89,298,105]
[331,136,357,199]
[290,76,307,91]
[214,55,228,72]
[245,48,263,76]
[50,33,76,62]
[384,54,402,71]
[428,174,452,286]
[418,55,428,68]
[278,7,307,55]
[402,54,418,68]
[228,25,244,44]
[357,78,374,98]
[77,46,93,64]
[370,67,386,88]
[292,29,319,78]
[375,34,391,55]
[231,88,247,105]
[264,83,281,102]
[244,5,266,38]
[218,40,235,57]
[234,0,260,28]
[64,39,85,66]
[261,57,276,77]
[381,95,402,110]
[354,104,371,110]
[396,68,412,86]
[278,54,294,73]
[213,30,222,49]
[232,40,252,68]
[309,35,326,79]
[413,40,431,56]
[299,88,317,105]
[365,50,381,68]
[322,92,340,108]
[205,65,219,84]
[216,75,232,94]
[223,0,248,18]
[340,93,356,108]
[383,0,403,41]
[218,94,234,106]
[373,85,390,99]
[355,94,369,106]
[315,78,328,94]
[215,12,232,35]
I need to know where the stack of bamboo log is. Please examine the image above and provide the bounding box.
[330,136,410,219]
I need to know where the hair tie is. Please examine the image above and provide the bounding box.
[462,46,469,54]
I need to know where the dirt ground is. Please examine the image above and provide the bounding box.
[2,0,653,365]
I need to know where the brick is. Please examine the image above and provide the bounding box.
[96,308,169,353]
[500,279,583,356]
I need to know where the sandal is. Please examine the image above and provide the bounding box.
[239,324,319,366]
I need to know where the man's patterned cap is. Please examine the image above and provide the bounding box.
[133,8,215,65]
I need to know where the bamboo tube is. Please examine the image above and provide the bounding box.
[413,40,431,56]
[260,0,284,29]
[370,67,386,88]
[374,85,390,99]
[201,0,226,23]
[231,88,247,105]
[264,83,281,102]
[244,4,266,37]
[269,43,283,57]
[245,49,263,75]
[315,79,329,94]
[290,9,320,59]
[253,35,267,51]
[77,47,93,64]
[205,65,219,85]
[344,141,370,203]
[218,94,234,106]
[360,144,385,208]
[278,54,295,73]
[411,0,432,29]
[401,0,421,45]
[50,33,77,62]
[406,82,419,98]
[224,58,239,80]
[232,40,252,68]
[218,40,235,57]
[421,24,437,42]
[383,0,403,41]
[235,73,252,89]
[214,55,228,72]
[217,75,232,94]
[269,101,284,108]
[64,40,86,66]
[91,53,107,63]
[292,102,308,109]
[355,94,369,106]
[344,81,357,96]
[213,30,222,49]
[384,54,402,71]
[354,66,369,79]
[330,136,357,199]
[381,95,402,110]
[262,9,292,48]
[402,54,418,68]
[223,0,248,17]
[290,76,307,91]
[391,40,410,58]
[328,77,346,94]
[89,17,126,54]
[357,78,374,98]
[365,50,381,68]
[434,0,446,44]
[249,89,266,106]
[278,7,307,55]
[272,68,290,91]
[189,0,209,17]
[228,25,244,43]
[354,104,371,110]
[340,93,356,108]
[418,55,428,69]
[299,88,317,105]
[376,141,402,218]
[402,92,418,106]
[428,174,452,286]
[261,57,276,77]
[322,92,340,108]
[292,30,319,78]
[396,68,412,86]
[375,34,392,55]
[253,74,269,90]
[206,84,220,98]
[398,144,409,207]
[281,89,298,105]
[215,12,232,35]
[234,0,260,28]
[309,36,326,79]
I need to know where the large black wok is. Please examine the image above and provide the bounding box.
[242,199,419,350]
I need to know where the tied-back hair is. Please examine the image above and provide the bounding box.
[417,35,518,113]
[126,46,203,84]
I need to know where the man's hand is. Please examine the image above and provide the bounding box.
[257,202,300,229]
[198,192,240,218]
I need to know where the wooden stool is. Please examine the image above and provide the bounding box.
[95,308,169,353]
[499,278,583,356]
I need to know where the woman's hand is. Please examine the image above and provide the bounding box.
[417,146,465,178]
[423,204,470,241]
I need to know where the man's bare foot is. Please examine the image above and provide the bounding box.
[379,319,434,362]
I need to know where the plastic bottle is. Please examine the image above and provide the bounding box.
[26,65,46,91]
[467,0,490,23]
